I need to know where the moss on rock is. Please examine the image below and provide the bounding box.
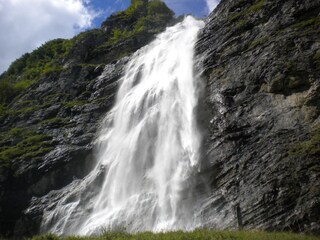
[288,125,320,158]
[0,128,53,168]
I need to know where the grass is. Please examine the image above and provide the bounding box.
[0,39,73,106]
[250,37,269,48]
[31,230,320,240]
[0,128,53,168]
[0,103,7,116]
[228,0,266,22]
[104,0,173,46]
[313,52,320,62]
[40,117,76,128]
[0,105,38,117]
[0,0,173,112]
[292,17,320,29]
[288,125,320,158]
[0,100,61,118]
[313,52,320,70]
[64,100,88,108]
[234,19,247,31]
[247,0,266,14]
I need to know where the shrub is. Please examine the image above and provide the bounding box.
[0,38,73,105]
[106,0,173,45]
[288,125,320,158]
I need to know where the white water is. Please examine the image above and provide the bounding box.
[41,16,204,235]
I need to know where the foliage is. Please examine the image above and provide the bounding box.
[228,0,266,22]
[292,17,320,30]
[0,103,7,116]
[288,125,320,158]
[125,0,147,17]
[0,39,72,105]
[107,0,173,44]
[31,230,320,240]
[40,117,76,128]
[313,52,320,62]
[0,128,53,168]
[73,29,103,43]
[32,233,60,240]
[247,0,266,13]
[250,37,269,48]
[41,117,70,125]
[108,28,133,44]
[234,19,247,31]
[6,39,71,78]
[0,80,20,104]
[0,0,174,108]
[64,100,88,108]
[313,52,320,70]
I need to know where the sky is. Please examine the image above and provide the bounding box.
[0,0,220,74]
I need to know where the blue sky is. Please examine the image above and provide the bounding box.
[0,0,219,73]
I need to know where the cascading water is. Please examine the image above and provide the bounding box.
[41,16,204,235]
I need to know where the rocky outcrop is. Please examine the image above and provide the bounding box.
[0,60,127,237]
[196,0,320,235]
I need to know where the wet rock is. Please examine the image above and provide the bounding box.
[196,0,320,234]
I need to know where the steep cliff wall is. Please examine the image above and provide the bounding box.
[196,0,320,234]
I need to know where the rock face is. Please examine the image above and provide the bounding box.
[0,60,127,237]
[0,0,319,237]
[196,0,320,234]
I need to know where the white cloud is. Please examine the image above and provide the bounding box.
[206,0,219,13]
[0,0,96,73]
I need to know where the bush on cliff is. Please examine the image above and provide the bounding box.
[0,0,174,108]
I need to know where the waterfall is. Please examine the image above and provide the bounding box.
[41,16,204,235]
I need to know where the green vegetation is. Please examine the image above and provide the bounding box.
[5,39,71,77]
[31,230,320,240]
[313,52,320,70]
[0,0,174,110]
[41,117,67,125]
[0,39,71,106]
[250,36,269,48]
[247,0,266,13]
[0,80,21,105]
[0,103,41,118]
[43,93,71,103]
[292,17,320,30]
[40,117,75,128]
[288,125,320,158]
[0,103,7,116]
[234,19,247,31]
[108,28,132,44]
[228,0,266,22]
[277,15,320,37]
[0,128,53,168]
[73,29,103,44]
[64,100,88,108]
[106,0,173,45]
[313,52,320,62]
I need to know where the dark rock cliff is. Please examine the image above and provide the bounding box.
[196,0,320,234]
